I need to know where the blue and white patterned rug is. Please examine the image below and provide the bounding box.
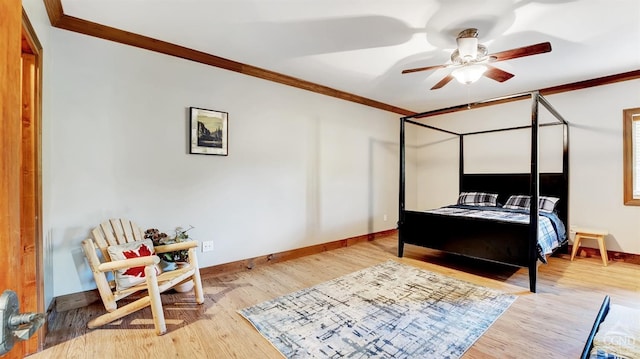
[238,260,517,358]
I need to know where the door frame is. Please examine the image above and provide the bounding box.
[1,1,26,358]
[20,7,45,355]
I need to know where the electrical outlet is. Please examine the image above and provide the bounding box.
[202,241,214,252]
[383,214,388,221]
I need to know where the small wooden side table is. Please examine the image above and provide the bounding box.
[570,227,609,266]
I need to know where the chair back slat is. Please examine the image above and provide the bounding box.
[93,219,147,248]
[109,219,128,244]
[98,222,119,247]
[111,218,143,244]
[91,227,108,247]
[91,226,113,262]
[130,221,144,241]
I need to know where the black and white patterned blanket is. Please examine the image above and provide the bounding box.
[424,205,567,263]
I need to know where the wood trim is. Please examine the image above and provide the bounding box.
[54,290,101,313]
[623,107,640,206]
[41,0,640,118]
[53,229,398,312]
[50,228,640,314]
[412,70,640,118]
[42,2,415,116]
[1,0,25,358]
[21,9,42,54]
[42,0,63,26]
[32,236,640,358]
[541,70,640,95]
[200,229,398,276]
[20,52,38,355]
[568,245,640,265]
[19,9,45,355]
[20,8,45,354]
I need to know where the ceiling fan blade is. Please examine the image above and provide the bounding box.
[431,74,454,90]
[402,64,446,74]
[489,42,552,62]
[483,65,515,82]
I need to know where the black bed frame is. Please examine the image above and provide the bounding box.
[398,91,570,293]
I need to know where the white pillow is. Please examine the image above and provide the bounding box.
[107,239,160,291]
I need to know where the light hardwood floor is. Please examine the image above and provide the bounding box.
[32,233,639,358]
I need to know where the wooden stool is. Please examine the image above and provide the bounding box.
[570,227,608,266]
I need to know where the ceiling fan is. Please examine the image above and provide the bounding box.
[402,28,552,90]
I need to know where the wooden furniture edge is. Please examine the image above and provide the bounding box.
[53,228,398,312]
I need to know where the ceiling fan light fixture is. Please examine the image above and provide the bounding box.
[456,36,477,61]
[451,64,487,85]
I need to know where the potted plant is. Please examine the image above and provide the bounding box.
[144,226,194,265]
[144,226,196,292]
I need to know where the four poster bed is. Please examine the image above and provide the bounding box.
[397,91,569,293]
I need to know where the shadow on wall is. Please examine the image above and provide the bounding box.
[53,226,96,297]
[367,137,399,235]
[306,117,321,242]
[569,123,618,135]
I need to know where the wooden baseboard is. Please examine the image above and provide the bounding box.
[54,228,398,312]
[199,228,398,277]
[55,288,101,312]
[568,245,640,265]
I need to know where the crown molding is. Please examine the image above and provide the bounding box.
[42,0,416,116]
[42,0,640,117]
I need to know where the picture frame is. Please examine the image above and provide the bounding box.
[189,107,228,156]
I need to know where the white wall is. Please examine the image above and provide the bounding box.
[22,1,640,310]
[24,2,399,305]
[410,81,640,255]
[553,82,640,255]
[410,100,564,209]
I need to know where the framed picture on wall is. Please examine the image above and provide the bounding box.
[189,107,228,156]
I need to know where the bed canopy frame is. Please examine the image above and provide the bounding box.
[398,91,570,292]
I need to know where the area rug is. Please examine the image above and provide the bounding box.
[238,260,517,358]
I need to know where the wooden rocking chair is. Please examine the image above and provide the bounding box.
[81,218,205,335]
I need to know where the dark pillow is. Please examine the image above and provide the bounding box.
[457,192,499,207]
[503,195,530,210]
[503,195,560,213]
[538,196,560,213]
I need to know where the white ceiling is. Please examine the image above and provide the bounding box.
[60,0,640,113]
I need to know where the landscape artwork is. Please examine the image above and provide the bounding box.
[189,107,228,155]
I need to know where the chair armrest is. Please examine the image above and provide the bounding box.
[154,240,198,254]
[97,255,160,272]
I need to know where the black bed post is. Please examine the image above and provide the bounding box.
[529,92,540,293]
[563,122,570,246]
[398,117,406,257]
[459,135,464,193]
